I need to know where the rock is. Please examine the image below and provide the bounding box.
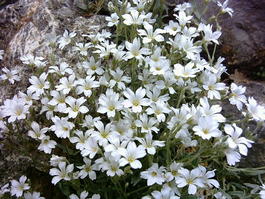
[216,0,265,69]
[0,0,106,190]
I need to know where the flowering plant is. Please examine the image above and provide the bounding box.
[1,0,265,198]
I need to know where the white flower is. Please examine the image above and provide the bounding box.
[229,83,247,110]
[175,168,204,195]
[183,25,198,36]
[198,97,226,123]
[168,106,192,128]
[135,114,159,134]
[76,76,100,97]
[94,41,116,58]
[137,133,165,155]
[24,192,45,199]
[69,130,91,150]
[214,192,228,199]
[109,68,131,90]
[174,11,193,26]
[106,13,119,27]
[65,96,89,118]
[202,71,226,100]
[246,97,265,121]
[224,148,241,166]
[192,117,222,140]
[38,135,57,154]
[164,20,181,36]
[48,62,73,75]
[49,162,74,184]
[224,124,254,156]
[58,30,76,49]
[217,0,234,16]
[82,57,104,76]
[123,87,150,113]
[20,54,46,68]
[168,35,201,60]
[173,62,199,78]
[174,2,192,12]
[50,116,75,138]
[56,74,76,94]
[0,67,20,84]
[48,90,67,110]
[73,42,91,56]
[50,155,67,167]
[141,163,166,186]
[175,128,198,147]
[104,136,129,159]
[122,10,146,26]
[93,121,117,146]
[18,90,39,106]
[28,121,48,140]
[70,191,89,199]
[198,23,222,44]
[81,137,99,158]
[165,162,184,181]
[146,86,169,104]
[151,188,180,199]
[112,45,127,61]
[98,89,123,118]
[1,95,29,123]
[138,22,164,44]
[149,59,170,76]
[82,115,100,129]
[10,175,30,197]
[99,153,124,177]
[40,97,55,120]
[77,157,97,180]
[197,165,219,188]
[28,73,50,96]
[125,38,151,60]
[119,142,146,169]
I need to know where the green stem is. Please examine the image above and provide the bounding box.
[176,87,186,108]
[204,43,212,65]
[211,43,217,63]
[127,185,148,196]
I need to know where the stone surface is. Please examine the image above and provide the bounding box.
[216,0,265,69]
[0,0,106,190]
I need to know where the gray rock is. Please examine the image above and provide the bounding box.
[216,0,265,68]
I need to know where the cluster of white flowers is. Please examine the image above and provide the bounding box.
[0,175,45,199]
[0,0,264,198]
[141,163,219,197]
[0,67,20,84]
[0,48,21,85]
[20,54,47,68]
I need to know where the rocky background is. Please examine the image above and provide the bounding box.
[0,0,265,197]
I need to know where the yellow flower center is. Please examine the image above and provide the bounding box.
[132,100,140,106]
